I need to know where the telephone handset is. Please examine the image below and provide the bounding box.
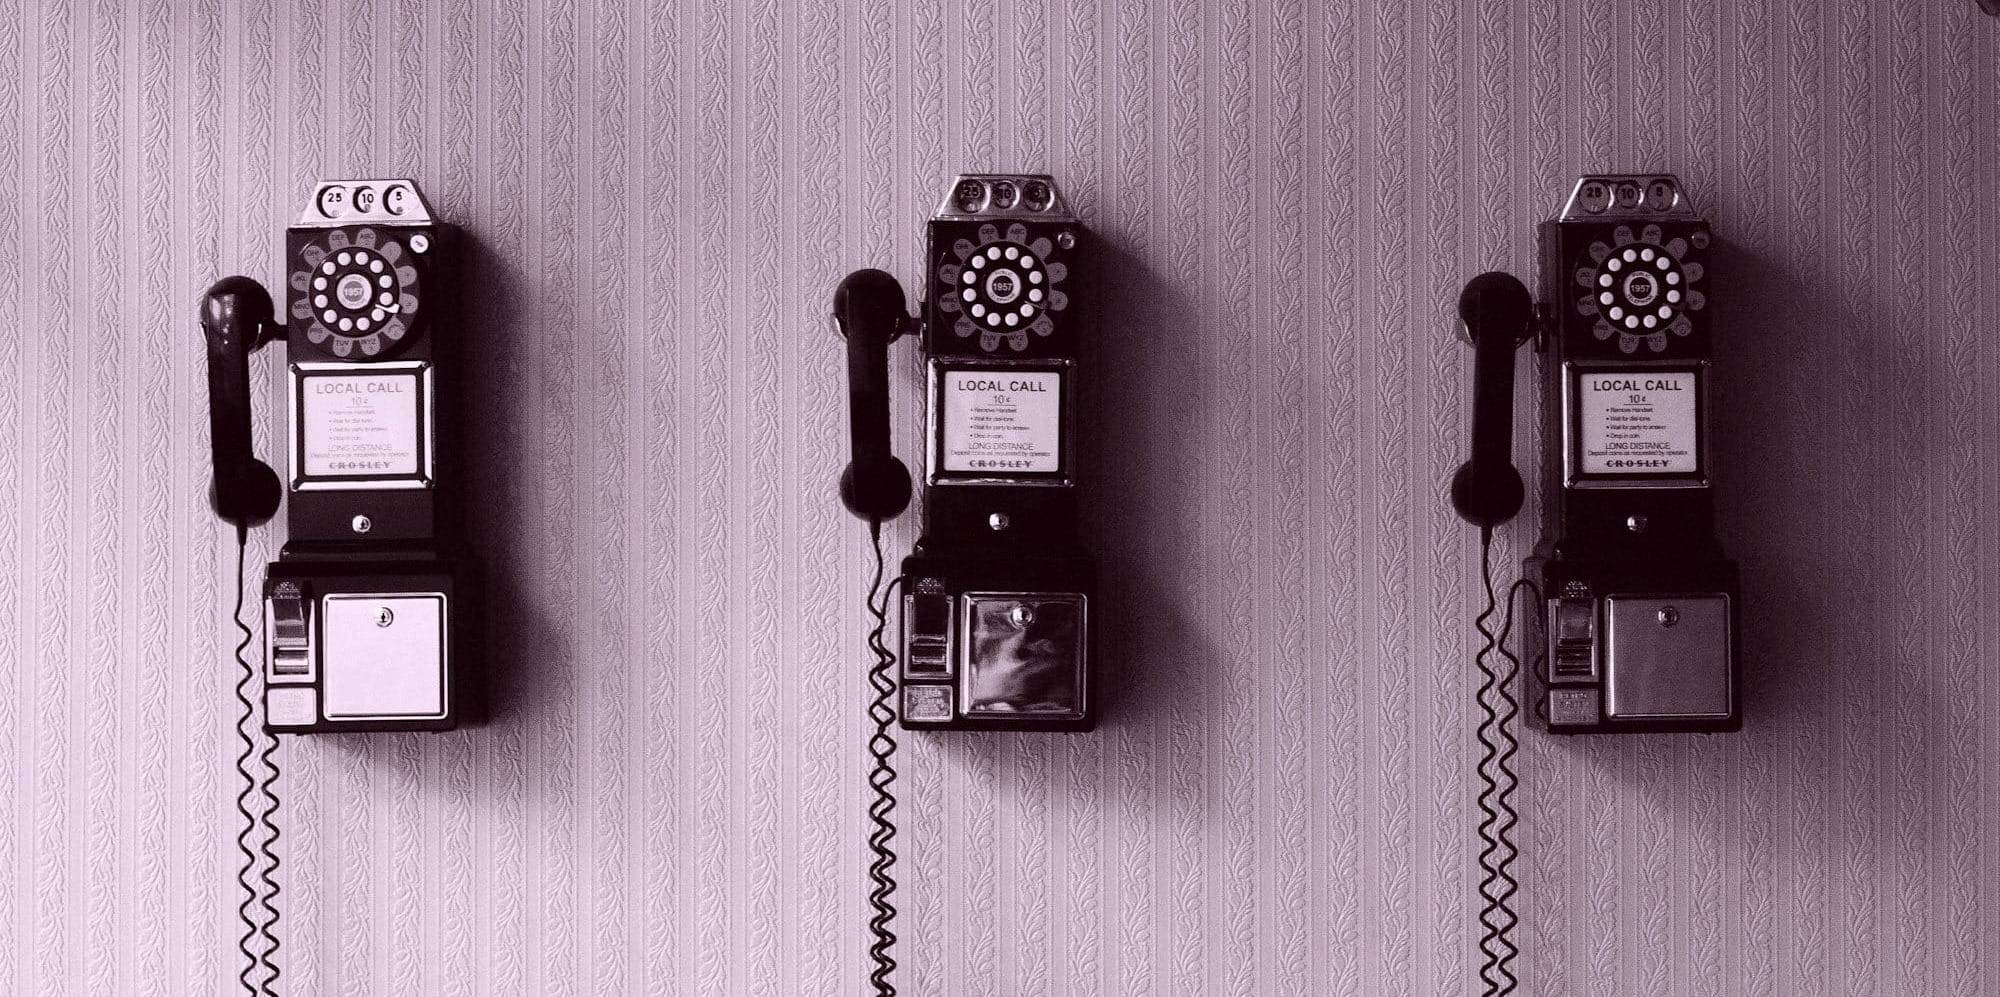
[200,276,284,528]
[835,174,1096,733]
[835,268,913,523]
[201,178,477,735]
[1450,272,1534,529]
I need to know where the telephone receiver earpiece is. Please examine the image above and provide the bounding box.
[833,268,913,523]
[200,276,284,529]
[1450,271,1535,529]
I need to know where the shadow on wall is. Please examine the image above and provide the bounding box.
[1704,225,1936,735]
[447,233,545,731]
[1084,235,1214,736]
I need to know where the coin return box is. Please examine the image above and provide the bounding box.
[265,586,317,684]
[1547,597,1598,682]
[901,588,954,678]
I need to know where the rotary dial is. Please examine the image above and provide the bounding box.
[1573,223,1708,354]
[936,222,1070,352]
[289,226,422,359]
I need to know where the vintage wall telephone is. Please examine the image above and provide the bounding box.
[834,173,1095,994]
[836,174,1095,733]
[1457,174,1740,735]
[202,178,475,735]
[202,178,476,993]
[1452,173,1742,996]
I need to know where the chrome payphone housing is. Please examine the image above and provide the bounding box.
[897,175,1095,731]
[261,179,476,733]
[1528,175,1741,733]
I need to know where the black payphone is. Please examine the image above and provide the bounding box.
[1456,174,1740,736]
[1527,174,1739,734]
[202,178,477,735]
[836,174,1096,733]
[833,173,1096,995]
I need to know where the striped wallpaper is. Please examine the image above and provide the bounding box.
[1,0,1996,993]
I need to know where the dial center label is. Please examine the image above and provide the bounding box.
[300,372,421,476]
[1578,370,1698,474]
[940,371,1062,474]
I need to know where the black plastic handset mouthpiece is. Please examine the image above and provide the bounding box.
[1451,271,1534,528]
[200,276,283,529]
[834,268,913,523]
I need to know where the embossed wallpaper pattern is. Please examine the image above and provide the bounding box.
[2,0,1996,994]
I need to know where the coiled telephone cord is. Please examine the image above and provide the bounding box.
[863,521,905,997]
[231,526,285,997]
[1473,527,1537,997]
